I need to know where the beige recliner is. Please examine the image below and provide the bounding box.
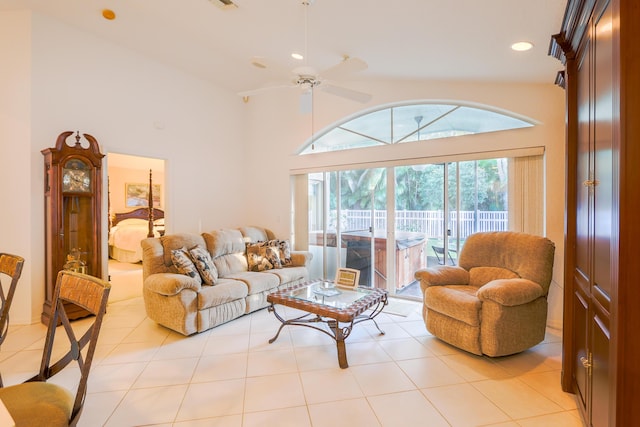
[415,231,555,357]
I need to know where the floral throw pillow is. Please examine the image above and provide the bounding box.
[265,239,292,267]
[246,242,281,271]
[189,246,218,285]
[170,247,199,279]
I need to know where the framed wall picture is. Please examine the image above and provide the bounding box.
[125,183,161,207]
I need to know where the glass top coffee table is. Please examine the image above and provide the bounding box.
[266,280,388,368]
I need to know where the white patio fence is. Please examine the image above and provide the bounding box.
[325,210,508,239]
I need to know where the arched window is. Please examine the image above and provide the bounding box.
[298,102,534,155]
[294,101,543,301]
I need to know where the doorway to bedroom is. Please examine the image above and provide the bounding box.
[107,153,166,302]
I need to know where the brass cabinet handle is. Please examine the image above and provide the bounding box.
[580,356,592,368]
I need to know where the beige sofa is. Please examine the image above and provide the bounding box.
[415,231,555,357]
[141,226,311,335]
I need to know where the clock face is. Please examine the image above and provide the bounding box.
[62,159,91,192]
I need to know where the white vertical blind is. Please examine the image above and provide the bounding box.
[508,155,544,235]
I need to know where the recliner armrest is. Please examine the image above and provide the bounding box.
[476,278,545,306]
[144,273,202,296]
[414,266,469,289]
[290,251,313,267]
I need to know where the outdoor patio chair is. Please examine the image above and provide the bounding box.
[431,245,456,265]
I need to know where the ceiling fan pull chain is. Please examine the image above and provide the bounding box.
[311,84,315,150]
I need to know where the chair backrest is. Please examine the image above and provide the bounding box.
[32,270,110,425]
[457,231,555,293]
[0,253,25,346]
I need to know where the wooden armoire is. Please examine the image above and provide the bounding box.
[549,1,640,426]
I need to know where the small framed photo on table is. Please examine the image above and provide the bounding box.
[335,267,360,288]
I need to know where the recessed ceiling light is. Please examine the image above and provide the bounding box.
[291,53,304,60]
[511,41,534,51]
[102,9,116,20]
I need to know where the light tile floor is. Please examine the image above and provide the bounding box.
[0,297,586,427]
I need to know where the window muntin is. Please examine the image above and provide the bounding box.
[300,103,534,155]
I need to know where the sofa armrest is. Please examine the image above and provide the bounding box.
[414,266,469,289]
[144,273,201,296]
[289,250,313,267]
[476,278,545,306]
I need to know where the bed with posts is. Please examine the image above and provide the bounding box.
[108,170,164,263]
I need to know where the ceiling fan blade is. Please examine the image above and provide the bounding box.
[319,83,372,103]
[321,57,368,80]
[237,82,296,98]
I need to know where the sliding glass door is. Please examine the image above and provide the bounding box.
[307,168,386,289]
[307,158,508,300]
[340,168,386,288]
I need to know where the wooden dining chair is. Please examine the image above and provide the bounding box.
[0,270,110,426]
[0,253,25,387]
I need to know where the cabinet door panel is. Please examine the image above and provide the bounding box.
[592,0,613,303]
[591,313,610,427]
[573,288,589,408]
[575,43,592,281]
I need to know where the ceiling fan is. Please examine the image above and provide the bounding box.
[238,1,372,112]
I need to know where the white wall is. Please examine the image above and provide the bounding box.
[1,11,248,323]
[0,11,36,325]
[241,79,567,329]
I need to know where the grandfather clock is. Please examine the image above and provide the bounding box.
[41,131,104,324]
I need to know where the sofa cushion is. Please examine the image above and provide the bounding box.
[469,267,519,287]
[264,266,308,284]
[239,226,268,243]
[203,229,245,258]
[246,242,281,271]
[170,247,201,282]
[425,285,481,327]
[213,253,248,278]
[239,226,276,243]
[203,229,250,276]
[197,279,248,310]
[189,246,219,285]
[223,271,280,295]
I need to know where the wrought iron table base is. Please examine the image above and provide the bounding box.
[267,299,386,368]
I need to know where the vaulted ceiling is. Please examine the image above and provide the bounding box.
[1,0,567,95]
